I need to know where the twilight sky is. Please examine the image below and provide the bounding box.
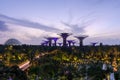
[0,0,120,45]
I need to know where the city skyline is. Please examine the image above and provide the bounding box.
[0,0,120,45]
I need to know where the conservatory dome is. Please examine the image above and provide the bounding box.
[4,38,22,45]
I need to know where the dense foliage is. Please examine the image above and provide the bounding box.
[28,46,120,80]
[0,45,120,79]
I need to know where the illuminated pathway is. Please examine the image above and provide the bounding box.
[19,61,30,71]
[18,53,49,71]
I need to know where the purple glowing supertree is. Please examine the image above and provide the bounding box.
[67,40,74,47]
[72,41,76,46]
[74,35,88,47]
[51,37,59,46]
[91,42,98,46]
[58,33,72,47]
[41,40,49,46]
[44,37,53,47]
[58,43,62,46]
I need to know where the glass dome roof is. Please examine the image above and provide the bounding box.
[5,38,22,45]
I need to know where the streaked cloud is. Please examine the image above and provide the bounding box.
[61,21,86,33]
[0,14,63,44]
[0,14,61,32]
[0,21,9,31]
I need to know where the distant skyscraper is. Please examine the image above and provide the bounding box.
[100,42,103,47]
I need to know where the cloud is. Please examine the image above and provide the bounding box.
[60,10,96,34]
[0,14,61,32]
[0,20,9,31]
[61,21,86,33]
[0,14,64,45]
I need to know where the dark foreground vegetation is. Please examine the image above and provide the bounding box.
[0,45,120,79]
